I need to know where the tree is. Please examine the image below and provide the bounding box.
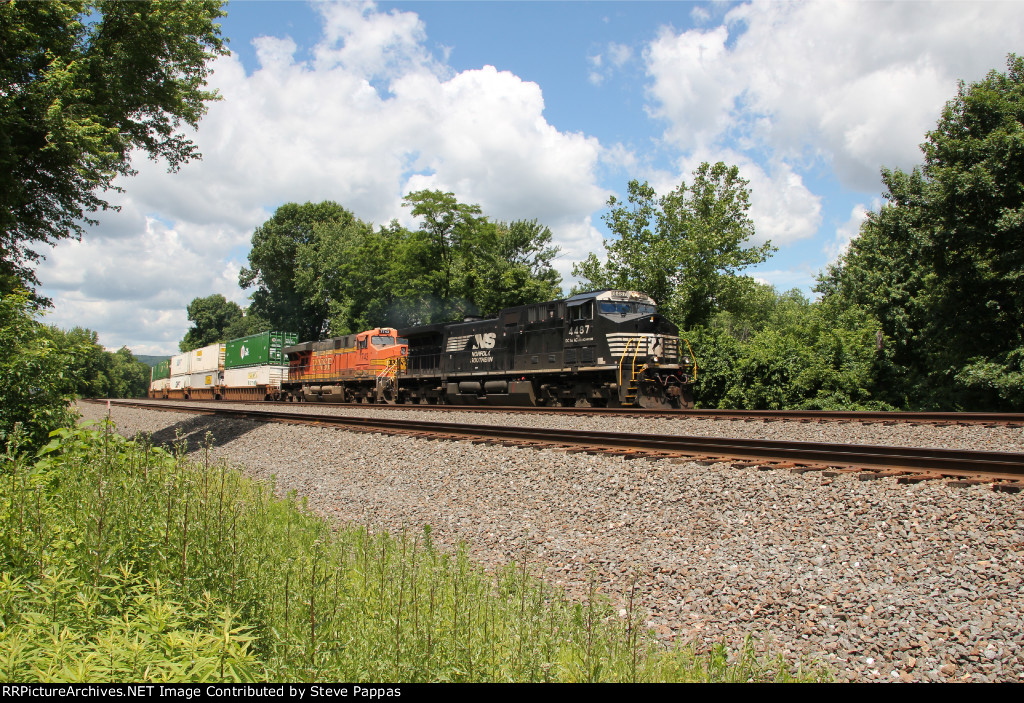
[819,54,1024,410]
[463,219,562,316]
[222,309,270,341]
[574,163,775,328]
[239,201,355,341]
[0,292,81,451]
[684,284,886,411]
[0,0,228,299]
[401,190,486,322]
[294,213,397,336]
[399,192,563,323]
[49,325,151,398]
[179,294,243,352]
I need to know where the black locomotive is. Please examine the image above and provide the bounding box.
[396,289,694,408]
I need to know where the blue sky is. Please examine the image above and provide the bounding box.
[36,1,1023,354]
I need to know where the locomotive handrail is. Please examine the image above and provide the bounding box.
[618,336,645,405]
[683,338,698,384]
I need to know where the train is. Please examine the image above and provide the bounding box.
[150,290,696,409]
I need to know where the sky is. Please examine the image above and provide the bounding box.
[34,0,1022,355]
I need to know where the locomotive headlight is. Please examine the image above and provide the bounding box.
[651,355,660,364]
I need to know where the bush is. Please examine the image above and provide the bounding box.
[0,292,81,452]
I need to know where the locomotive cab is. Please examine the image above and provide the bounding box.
[284,328,408,403]
[568,290,694,409]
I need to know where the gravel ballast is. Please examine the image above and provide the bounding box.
[79,402,1024,682]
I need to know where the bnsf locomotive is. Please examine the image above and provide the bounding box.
[281,290,695,409]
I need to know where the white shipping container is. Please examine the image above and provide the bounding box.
[190,343,225,373]
[170,376,189,390]
[171,352,191,376]
[189,371,220,389]
[223,365,288,388]
[149,378,169,392]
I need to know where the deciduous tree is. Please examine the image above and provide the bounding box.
[239,201,355,341]
[574,163,774,328]
[819,54,1024,409]
[0,0,228,299]
[179,294,243,352]
[0,292,80,451]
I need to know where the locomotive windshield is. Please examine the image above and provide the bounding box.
[370,335,409,347]
[599,302,656,315]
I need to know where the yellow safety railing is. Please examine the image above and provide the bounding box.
[683,338,697,384]
[377,356,406,383]
[618,337,646,405]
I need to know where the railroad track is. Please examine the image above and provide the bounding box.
[92,399,1024,491]
[135,397,1024,426]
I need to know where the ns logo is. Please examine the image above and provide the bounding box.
[472,333,496,349]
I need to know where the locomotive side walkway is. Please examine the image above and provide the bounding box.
[79,401,1024,682]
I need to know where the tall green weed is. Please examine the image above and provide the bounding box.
[0,421,828,682]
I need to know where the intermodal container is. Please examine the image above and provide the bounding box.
[170,375,189,390]
[171,353,191,377]
[225,332,298,369]
[190,343,225,373]
[149,378,169,392]
[223,365,288,388]
[151,359,171,382]
[189,371,220,389]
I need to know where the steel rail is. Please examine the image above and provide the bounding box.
[129,397,1024,425]
[94,400,1024,481]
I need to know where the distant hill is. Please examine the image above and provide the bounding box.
[136,355,171,367]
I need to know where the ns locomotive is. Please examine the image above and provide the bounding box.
[284,290,695,409]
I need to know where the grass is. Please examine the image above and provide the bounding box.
[0,420,829,682]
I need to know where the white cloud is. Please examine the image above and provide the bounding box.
[825,202,874,264]
[608,42,633,68]
[645,24,736,152]
[660,150,822,247]
[587,41,638,87]
[312,0,437,79]
[37,3,611,354]
[645,1,1021,191]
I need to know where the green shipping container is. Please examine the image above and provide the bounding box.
[151,359,171,382]
[225,331,299,369]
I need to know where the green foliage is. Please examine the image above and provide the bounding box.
[242,196,563,338]
[0,422,827,682]
[687,287,889,410]
[51,326,150,399]
[574,163,775,328]
[819,55,1024,410]
[179,294,246,352]
[294,210,394,336]
[401,190,486,321]
[0,292,80,451]
[464,219,562,316]
[0,426,259,681]
[239,201,364,341]
[0,0,228,298]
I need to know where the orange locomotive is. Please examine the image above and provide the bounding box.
[284,327,408,403]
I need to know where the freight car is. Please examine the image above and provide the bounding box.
[282,290,694,409]
[149,332,297,400]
